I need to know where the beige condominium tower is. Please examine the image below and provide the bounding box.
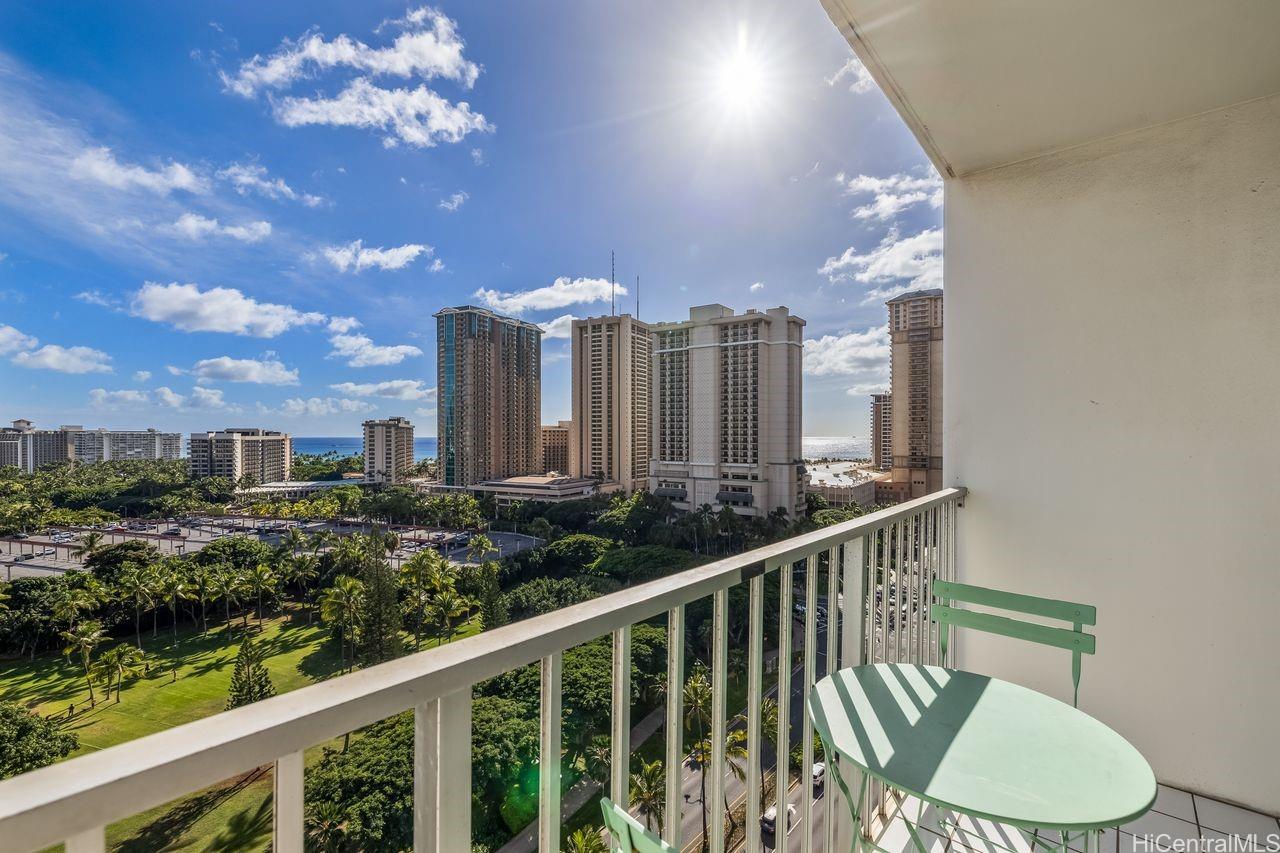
[188,428,291,485]
[649,304,805,518]
[435,305,542,487]
[871,392,893,470]
[569,314,652,493]
[540,420,572,475]
[363,416,415,484]
[886,288,943,500]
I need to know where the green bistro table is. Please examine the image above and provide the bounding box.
[810,664,1156,853]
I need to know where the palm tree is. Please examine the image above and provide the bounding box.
[245,563,276,625]
[583,735,612,784]
[187,565,215,636]
[466,533,495,563]
[117,564,153,648]
[52,583,100,630]
[630,758,667,835]
[399,549,445,649]
[319,575,364,672]
[290,554,320,624]
[70,531,105,562]
[308,529,335,558]
[94,643,147,703]
[61,620,105,706]
[426,588,471,647]
[278,525,308,560]
[684,666,713,848]
[156,570,191,644]
[306,801,346,851]
[209,568,241,630]
[564,828,610,853]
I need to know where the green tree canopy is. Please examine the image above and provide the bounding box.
[0,700,79,779]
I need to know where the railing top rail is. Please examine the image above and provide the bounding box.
[0,487,965,852]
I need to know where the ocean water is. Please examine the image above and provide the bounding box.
[292,435,867,462]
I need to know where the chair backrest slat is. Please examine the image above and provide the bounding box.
[934,580,1096,626]
[933,606,1096,655]
[931,581,1096,706]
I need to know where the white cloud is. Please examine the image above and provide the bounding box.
[427,257,445,273]
[414,406,436,419]
[322,238,430,272]
[804,325,889,377]
[131,282,325,337]
[474,276,621,315]
[330,379,433,401]
[89,388,149,408]
[70,147,207,195]
[189,386,227,408]
[153,385,228,410]
[192,355,299,385]
[170,212,272,243]
[13,344,113,374]
[826,56,876,94]
[278,397,377,417]
[165,364,187,376]
[222,7,480,97]
[470,147,485,165]
[0,324,37,355]
[0,251,6,263]
[819,228,943,301]
[74,290,117,308]
[836,171,943,221]
[133,370,152,382]
[749,282,765,293]
[438,190,468,212]
[327,316,361,333]
[217,162,323,206]
[538,314,576,340]
[274,78,492,149]
[845,383,888,397]
[328,332,423,367]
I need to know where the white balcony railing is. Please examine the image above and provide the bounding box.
[0,487,965,853]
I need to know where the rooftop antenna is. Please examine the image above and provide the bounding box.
[610,250,616,315]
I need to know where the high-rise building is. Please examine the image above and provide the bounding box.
[569,314,652,492]
[540,420,572,474]
[67,427,183,464]
[871,393,893,469]
[363,417,416,484]
[649,304,805,518]
[189,428,291,484]
[435,305,542,487]
[886,288,943,500]
[0,420,73,473]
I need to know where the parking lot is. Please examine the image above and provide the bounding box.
[1,516,541,581]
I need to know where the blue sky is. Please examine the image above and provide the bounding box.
[0,1,942,439]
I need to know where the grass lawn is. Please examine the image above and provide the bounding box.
[1,606,481,852]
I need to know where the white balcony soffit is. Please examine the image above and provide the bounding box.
[820,0,1280,176]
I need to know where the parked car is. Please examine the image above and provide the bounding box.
[812,761,826,792]
[761,804,796,836]
[165,527,182,535]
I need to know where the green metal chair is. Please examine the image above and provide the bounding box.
[932,580,1097,706]
[599,798,676,853]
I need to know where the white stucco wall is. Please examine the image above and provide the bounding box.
[944,94,1280,812]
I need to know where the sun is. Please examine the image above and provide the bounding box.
[712,47,767,116]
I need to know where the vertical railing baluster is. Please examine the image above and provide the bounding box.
[65,828,104,853]
[664,605,685,848]
[824,545,839,853]
[776,560,794,849]
[800,553,818,853]
[746,572,765,853]
[539,653,563,853]
[837,537,867,849]
[611,625,632,807]
[877,524,889,664]
[709,588,729,853]
[415,689,473,853]
[273,750,304,853]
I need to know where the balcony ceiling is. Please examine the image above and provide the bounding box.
[821,0,1280,176]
